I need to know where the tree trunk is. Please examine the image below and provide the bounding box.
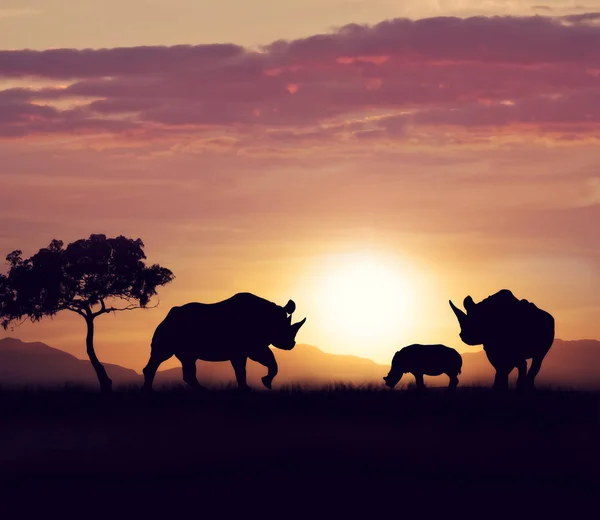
[85,316,113,394]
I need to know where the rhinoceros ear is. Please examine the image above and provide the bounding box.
[283,299,296,315]
[464,296,475,312]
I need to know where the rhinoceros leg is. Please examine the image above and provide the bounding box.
[516,359,528,392]
[526,356,544,389]
[179,357,207,391]
[414,373,425,390]
[447,372,459,391]
[486,350,511,391]
[492,368,511,391]
[142,351,173,393]
[249,347,278,390]
[231,356,251,392]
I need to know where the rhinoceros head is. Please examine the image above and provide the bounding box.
[383,351,404,388]
[450,289,523,347]
[270,299,306,350]
[449,296,486,346]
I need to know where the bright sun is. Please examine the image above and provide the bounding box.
[314,251,419,347]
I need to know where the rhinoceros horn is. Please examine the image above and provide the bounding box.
[283,300,296,315]
[449,300,467,325]
[291,317,306,333]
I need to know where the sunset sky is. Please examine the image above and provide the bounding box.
[1,1,600,371]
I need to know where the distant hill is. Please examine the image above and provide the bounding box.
[0,337,599,390]
[152,343,387,388]
[0,337,140,388]
[459,339,600,389]
[0,337,387,389]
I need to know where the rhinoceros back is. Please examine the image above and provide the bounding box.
[397,344,462,376]
[150,292,282,360]
[478,290,555,357]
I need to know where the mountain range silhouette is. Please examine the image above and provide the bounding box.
[1,337,599,390]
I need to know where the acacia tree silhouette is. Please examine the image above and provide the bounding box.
[0,234,174,393]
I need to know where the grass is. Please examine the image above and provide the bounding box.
[1,384,598,515]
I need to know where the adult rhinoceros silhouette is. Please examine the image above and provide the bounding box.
[449,289,555,391]
[142,292,306,392]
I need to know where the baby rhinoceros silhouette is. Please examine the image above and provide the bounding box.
[383,344,463,391]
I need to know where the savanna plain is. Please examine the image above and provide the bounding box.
[1,384,598,516]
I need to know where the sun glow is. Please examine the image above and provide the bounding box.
[312,251,421,349]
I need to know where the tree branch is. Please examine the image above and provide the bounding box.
[98,298,106,314]
[2,316,31,331]
[94,302,141,317]
[143,298,161,311]
[92,296,161,317]
[104,304,142,313]
[66,305,87,318]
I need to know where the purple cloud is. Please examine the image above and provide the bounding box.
[0,13,599,140]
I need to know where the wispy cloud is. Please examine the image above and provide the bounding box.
[0,13,599,146]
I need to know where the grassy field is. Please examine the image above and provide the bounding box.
[1,384,598,516]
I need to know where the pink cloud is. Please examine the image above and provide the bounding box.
[264,15,600,66]
[0,14,600,141]
[0,44,247,78]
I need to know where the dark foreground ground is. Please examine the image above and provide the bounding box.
[1,384,599,517]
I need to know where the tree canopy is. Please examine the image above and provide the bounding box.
[0,234,175,392]
[1,234,174,327]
